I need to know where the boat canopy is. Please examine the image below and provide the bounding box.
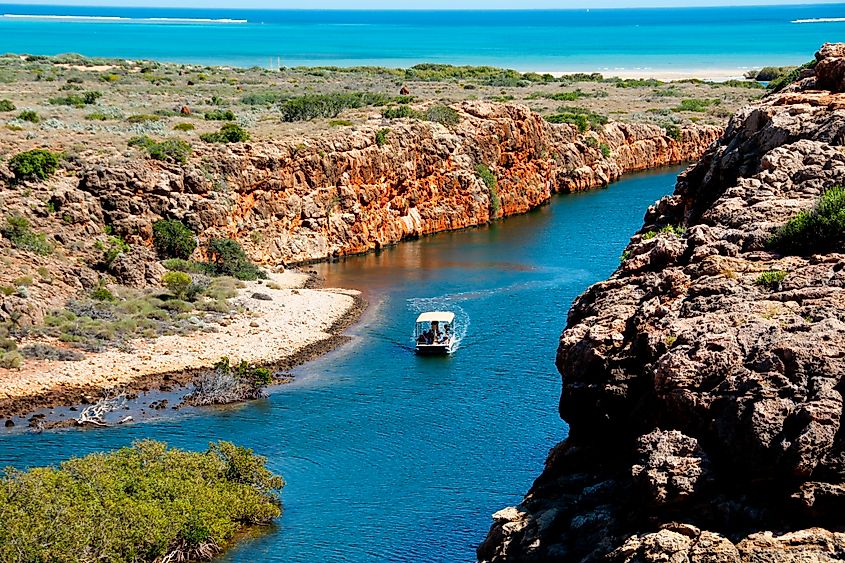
[415,311,455,324]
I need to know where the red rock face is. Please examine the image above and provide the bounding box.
[80,101,720,265]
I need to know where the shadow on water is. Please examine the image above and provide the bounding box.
[0,166,684,563]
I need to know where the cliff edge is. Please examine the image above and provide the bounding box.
[478,44,845,562]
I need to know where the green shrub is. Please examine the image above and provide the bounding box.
[584,137,598,149]
[241,91,287,106]
[0,99,14,112]
[424,105,460,126]
[382,105,418,119]
[600,143,611,158]
[329,119,353,127]
[162,271,193,299]
[153,219,197,259]
[8,149,61,182]
[204,109,235,121]
[614,78,664,88]
[97,235,129,266]
[0,351,22,369]
[755,270,787,289]
[767,60,816,93]
[91,285,115,302]
[767,186,845,254]
[665,124,682,141]
[673,98,720,113]
[200,123,250,144]
[1,215,53,255]
[206,238,266,281]
[48,90,101,107]
[162,258,207,274]
[755,66,792,81]
[375,128,390,146]
[17,110,39,123]
[545,107,607,132]
[476,163,500,217]
[0,440,283,562]
[128,136,192,163]
[126,114,160,123]
[85,111,110,121]
[279,92,392,121]
[174,122,195,131]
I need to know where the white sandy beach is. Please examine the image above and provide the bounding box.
[0,271,359,406]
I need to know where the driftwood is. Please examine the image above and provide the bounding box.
[76,391,127,426]
[157,537,221,562]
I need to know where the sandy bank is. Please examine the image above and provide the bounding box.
[0,271,363,420]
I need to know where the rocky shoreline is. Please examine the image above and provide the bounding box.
[478,43,845,562]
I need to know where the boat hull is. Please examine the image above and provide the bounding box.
[415,344,452,355]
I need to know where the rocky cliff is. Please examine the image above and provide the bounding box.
[478,44,845,562]
[0,102,717,326]
[77,102,716,264]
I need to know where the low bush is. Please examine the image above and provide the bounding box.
[48,90,101,107]
[200,123,250,144]
[424,104,460,126]
[0,440,283,562]
[1,215,53,255]
[95,235,130,266]
[162,271,193,299]
[19,343,85,362]
[8,149,61,182]
[174,122,195,131]
[665,124,682,140]
[186,357,273,406]
[206,238,266,281]
[153,219,197,259]
[329,119,353,127]
[17,110,39,123]
[128,136,192,164]
[204,109,235,121]
[85,111,110,121]
[162,258,207,274]
[0,351,22,370]
[375,128,390,146]
[767,60,816,93]
[546,108,608,132]
[767,185,845,254]
[241,91,287,106]
[476,163,500,216]
[0,99,14,112]
[755,270,787,290]
[126,114,160,123]
[600,143,611,158]
[673,98,720,113]
[279,92,393,121]
[382,106,417,119]
[755,66,794,81]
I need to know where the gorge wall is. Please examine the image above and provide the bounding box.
[77,102,718,265]
[478,45,845,562]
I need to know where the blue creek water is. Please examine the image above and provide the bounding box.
[0,4,844,71]
[0,166,681,562]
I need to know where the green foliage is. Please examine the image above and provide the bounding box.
[8,149,61,182]
[85,111,110,121]
[1,215,53,255]
[767,60,816,93]
[241,91,288,106]
[128,136,192,163]
[665,123,682,141]
[162,271,193,299]
[755,66,794,81]
[755,270,787,289]
[153,219,197,259]
[48,90,101,107]
[476,164,500,216]
[17,110,39,123]
[642,225,687,240]
[673,98,720,112]
[545,107,608,132]
[98,235,130,266]
[91,285,115,302]
[279,92,393,121]
[126,114,160,123]
[0,440,283,563]
[767,186,845,254]
[584,136,598,149]
[206,238,266,281]
[614,78,664,88]
[424,104,460,126]
[174,122,195,131]
[204,109,236,121]
[217,356,273,387]
[200,123,250,144]
[382,105,418,119]
[163,258,207,274]
[375,128,390,146]
[0,351,22,370]
[329,119,353,127]
[620,249,632,262]
[720,79,765,90]
[0,99,14,112]
[600,143,611,158]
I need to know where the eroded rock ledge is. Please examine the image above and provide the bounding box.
[478,44,845,562]
[77,102,718,264]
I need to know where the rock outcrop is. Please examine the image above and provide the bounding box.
[77,102,717,264]
[479,44,845,562]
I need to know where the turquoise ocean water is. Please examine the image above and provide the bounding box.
[0,4,844,71]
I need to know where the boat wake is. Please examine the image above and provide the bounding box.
[407,298,469,352]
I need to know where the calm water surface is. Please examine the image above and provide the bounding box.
[0,5,844,70]
[0,167,681,562]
